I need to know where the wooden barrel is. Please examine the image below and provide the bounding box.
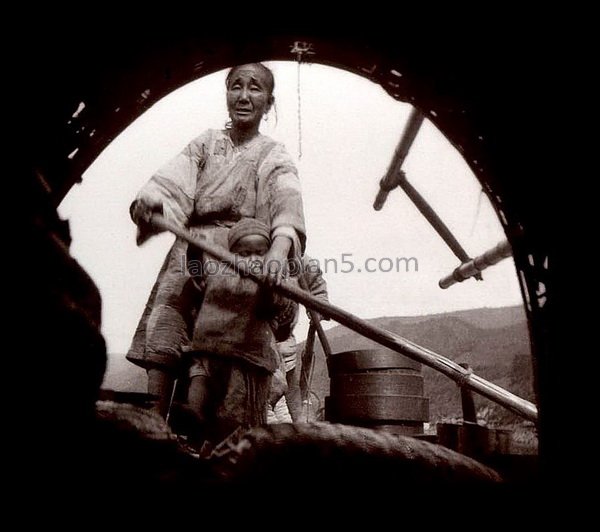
[325,349,429,436]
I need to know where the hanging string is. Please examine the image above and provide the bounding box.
[296,60,302,159]
[290,41,315,160]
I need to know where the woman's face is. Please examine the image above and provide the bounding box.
[226,64,273,130]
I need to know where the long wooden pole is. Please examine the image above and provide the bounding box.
[374,108,481,279]
[150,214,538,423]
[297,275,332,357]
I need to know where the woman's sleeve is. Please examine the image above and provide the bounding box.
[259,142,307,259]
[131,131,208,242]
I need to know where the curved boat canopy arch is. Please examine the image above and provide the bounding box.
[25,31,551,458]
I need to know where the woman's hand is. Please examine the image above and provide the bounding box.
[130,198,164,245]
[263,235,292,286]
[130,198,163,225]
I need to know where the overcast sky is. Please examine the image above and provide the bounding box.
[58,62,524,374]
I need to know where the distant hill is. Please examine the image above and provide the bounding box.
[103,305,533,424]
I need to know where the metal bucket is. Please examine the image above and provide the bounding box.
[325,349,429,435]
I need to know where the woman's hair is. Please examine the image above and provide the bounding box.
[225,63,275,95]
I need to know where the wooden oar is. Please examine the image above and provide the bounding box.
[150,213,538,423]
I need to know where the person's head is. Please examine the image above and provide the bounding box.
[228,218,271,257]
[226,63,275,132]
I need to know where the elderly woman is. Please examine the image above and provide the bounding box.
[127,63,306,426]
